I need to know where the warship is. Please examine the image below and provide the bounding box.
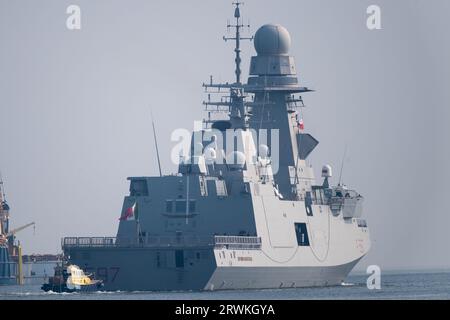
[62,2,370,291]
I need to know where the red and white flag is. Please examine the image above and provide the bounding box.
[298,118,304,131]
[119,202,136,221]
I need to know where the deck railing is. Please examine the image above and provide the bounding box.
[62,235,262,250]
[214,236,261,250]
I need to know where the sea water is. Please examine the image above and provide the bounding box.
[0,270,449,300]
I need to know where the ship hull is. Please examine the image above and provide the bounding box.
[205,260,361,290]
[65,246,217,291]
[64,246,362,291]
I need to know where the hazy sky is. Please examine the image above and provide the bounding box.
[1,0,449,271]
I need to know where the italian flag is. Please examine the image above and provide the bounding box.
[298,118,304,131]
[120,202,137,221]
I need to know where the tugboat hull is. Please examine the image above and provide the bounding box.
[41,281,103,293]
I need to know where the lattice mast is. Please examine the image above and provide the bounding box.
[224,1,253,84]
[202,1,253,129]
[0,174,9,239]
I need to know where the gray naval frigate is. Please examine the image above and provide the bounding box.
[62,2,370,291]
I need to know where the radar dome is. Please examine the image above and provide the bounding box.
[254,24,291,55]
[259,144,270,158]
[204,147,217,163]
[321,165,333,178]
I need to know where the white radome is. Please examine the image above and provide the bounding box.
[204,147,217,162]
[322,164,333,178]
[254,24,291,55]
[259,144,270,158]
[226,151,246,169]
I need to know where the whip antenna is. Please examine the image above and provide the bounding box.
[150,109,162,177]
[338,145,348,186]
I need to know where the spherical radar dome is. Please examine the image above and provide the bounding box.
[254,24,291,55]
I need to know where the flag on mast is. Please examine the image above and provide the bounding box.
[298,118,304,131]
[119,202,137,221]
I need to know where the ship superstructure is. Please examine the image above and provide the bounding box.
[62,3,370,291]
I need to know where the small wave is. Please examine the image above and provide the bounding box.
[41,290,78,295]
[340,282,355,287]
[93,290,122,294]
[1,291,42,297]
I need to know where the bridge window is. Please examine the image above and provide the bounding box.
[130,179,149,197]
[294,223,310,246]
[357,219,368,228]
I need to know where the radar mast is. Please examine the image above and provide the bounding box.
[223,1,253,84]
[203,1,253,129]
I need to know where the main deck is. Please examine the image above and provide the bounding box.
[62,235,262,250]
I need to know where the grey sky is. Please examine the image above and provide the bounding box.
[0,0,449,271]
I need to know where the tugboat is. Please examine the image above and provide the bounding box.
[41,264,103,293]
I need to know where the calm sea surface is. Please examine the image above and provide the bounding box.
[1,271,449,300]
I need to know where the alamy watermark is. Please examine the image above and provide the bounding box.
[367,5,382,30]
[64,5,381,32]
[366,265,381,290]
[170,125,281,174]
[66,5,81,30]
